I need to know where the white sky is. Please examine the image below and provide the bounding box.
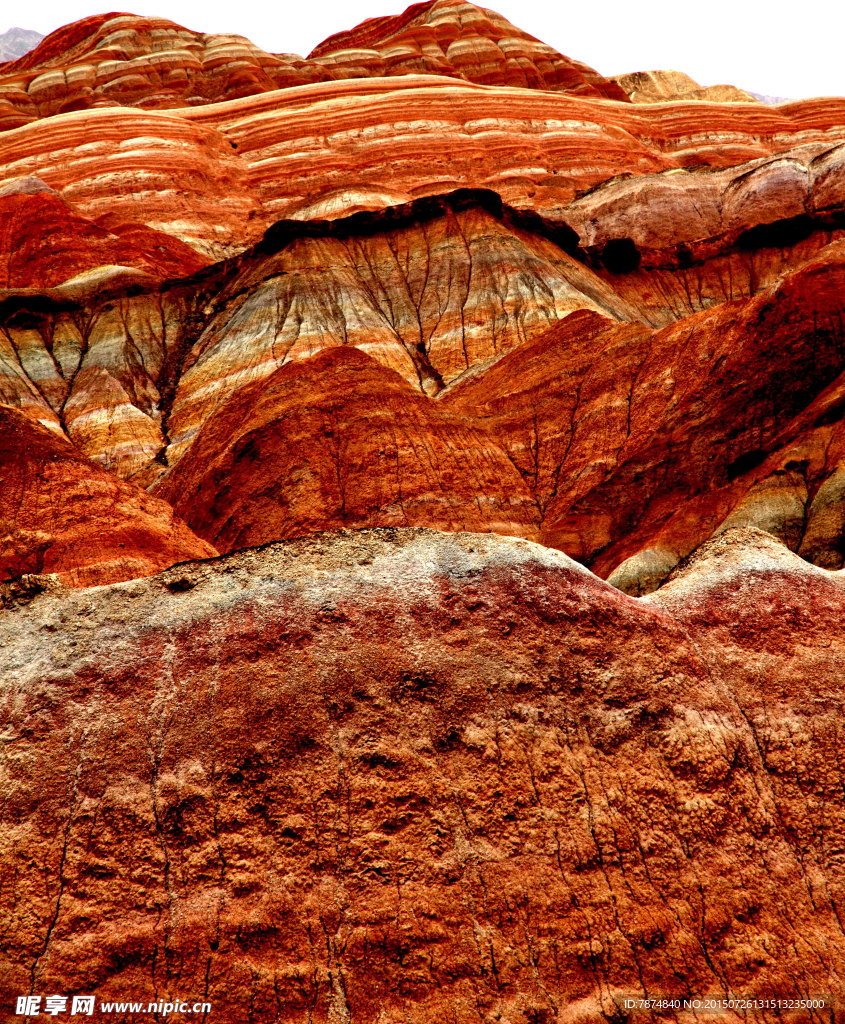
[6,0,844,100]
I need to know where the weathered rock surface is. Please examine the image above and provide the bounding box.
[0,106,263,259]
[0,189,638,482]
[3,4,845,1017]
[0,405,215,585]
[181,79,845,226]
[3,13,844,255]
[0,13,333,127]
[3,186,845,586]
[3,527,845,1021]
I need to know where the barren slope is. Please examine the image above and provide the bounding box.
[2,529,845,1021]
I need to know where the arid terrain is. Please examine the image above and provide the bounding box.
[2,3,845,1021]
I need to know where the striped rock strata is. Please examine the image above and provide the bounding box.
[0,191,637,481]
[2,5,845,1019]
[0,106,263,260]
[3,187,845,553]
[180,80,845,224]
[2,527,845,1021]
[0,13,333,129]
[2,65,845,256]
[306,0,629,98]
[0,2,626,132]
[131,241,845,588]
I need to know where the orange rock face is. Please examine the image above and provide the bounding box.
[0,2,625,132]
[4,2,845,1021]
[0,406,215,585]
[155,346,539,550]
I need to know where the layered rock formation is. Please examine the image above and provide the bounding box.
[3,2,845,1020]
[0,2,626,131]
[443,242,845,586]
[0,189,637,483]
[307,0,629,98]
[3,173,845,592]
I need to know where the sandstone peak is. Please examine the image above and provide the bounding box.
[612,68,758,104]
[0,26,43,63]
[0,174,56,197]
[308,0,630,98]
[647,525,830,598]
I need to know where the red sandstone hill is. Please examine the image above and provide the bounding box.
[0,177,207,287]
[307,0,629,98]
[2,3,845,1020]
[0,405,214,585]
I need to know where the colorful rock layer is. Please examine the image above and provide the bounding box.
[2,3,845,1021]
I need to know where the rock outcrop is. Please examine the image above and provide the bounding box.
[612,69,757,104]
[3,528,845,1021]
[444,244,845,586]
[0,189,638,484]
[0,178,207,287]
[181,79,845,226]
[3,185,845,588]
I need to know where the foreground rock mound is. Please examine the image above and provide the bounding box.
[2,528,845,1021]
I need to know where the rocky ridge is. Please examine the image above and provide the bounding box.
[3,527,845,1021]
